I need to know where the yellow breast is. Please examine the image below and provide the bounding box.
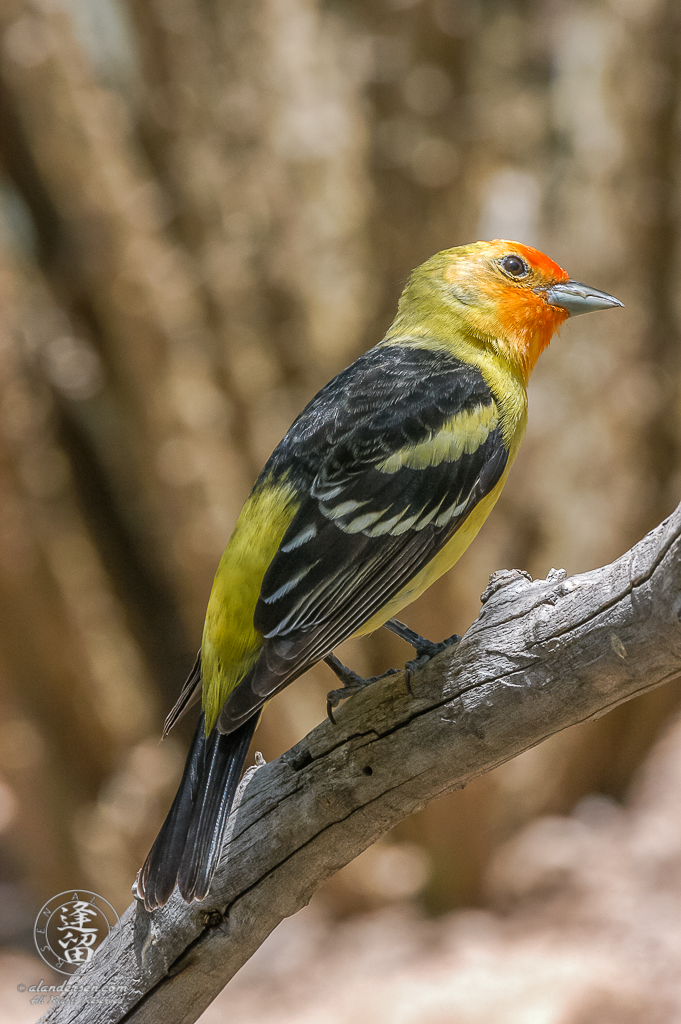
[354,377,527,637]
[354,465,510,636]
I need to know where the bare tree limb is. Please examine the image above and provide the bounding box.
[41,502,681,1024]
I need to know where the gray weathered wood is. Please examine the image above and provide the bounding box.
[41,502,681,1024]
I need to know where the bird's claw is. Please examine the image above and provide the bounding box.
[325,659,399,723]
[324,631,460,723]
[323,630,462,720]
[404,653,430,676]
[401,633,461,695]
[413,632,461,661]
[383,619,461,663]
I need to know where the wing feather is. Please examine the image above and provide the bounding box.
[218,443,507,732]
[216,346,512,733]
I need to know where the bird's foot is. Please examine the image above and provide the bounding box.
[384,618,461,682]
[324,654,399,723]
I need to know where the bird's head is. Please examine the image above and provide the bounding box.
[391,240,623,384]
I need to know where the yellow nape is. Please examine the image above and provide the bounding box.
[201,477,299,732]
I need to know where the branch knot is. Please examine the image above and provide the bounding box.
[480,568,533,604]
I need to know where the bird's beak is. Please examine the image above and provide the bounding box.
[544,280,623,317]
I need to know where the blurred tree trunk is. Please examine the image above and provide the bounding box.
[0,0,679,924]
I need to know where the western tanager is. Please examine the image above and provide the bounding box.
[138,239,622,910]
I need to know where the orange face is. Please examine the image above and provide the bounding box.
[443,240,571,383]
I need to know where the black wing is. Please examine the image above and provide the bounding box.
[218,344,509,732]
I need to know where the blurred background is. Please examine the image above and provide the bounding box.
[1,0,681,1020]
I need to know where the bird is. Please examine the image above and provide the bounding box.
[137,239,622,910]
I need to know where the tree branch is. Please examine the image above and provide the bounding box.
[41,503,681,1024]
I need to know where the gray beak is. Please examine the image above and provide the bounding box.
[545,280,623,317]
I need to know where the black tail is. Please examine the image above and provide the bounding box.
[138,712,258,910]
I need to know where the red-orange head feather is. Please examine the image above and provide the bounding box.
[442,240,571,383]
[390,239,574,385]
[389,239,621,385]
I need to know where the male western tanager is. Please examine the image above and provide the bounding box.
[138,239,622,910]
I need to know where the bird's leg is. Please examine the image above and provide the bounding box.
[383,617,460,677]
[324,654,398,723]
[324,619,461,723]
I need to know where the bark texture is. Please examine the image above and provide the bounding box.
[40,500,681,1024]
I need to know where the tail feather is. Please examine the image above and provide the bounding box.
[138,712,258,911]
[163,650,202,737]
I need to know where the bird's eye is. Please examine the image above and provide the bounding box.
[500,255,529,278]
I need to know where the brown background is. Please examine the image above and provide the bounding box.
[0,0,679,961]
